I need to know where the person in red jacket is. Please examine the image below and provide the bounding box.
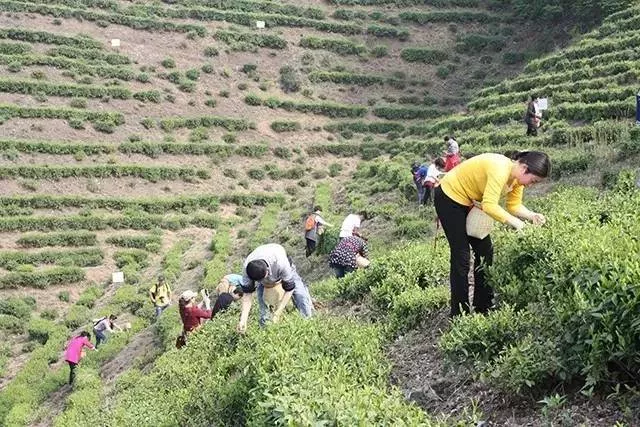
[64,331,95,385]
[179,290,212,335]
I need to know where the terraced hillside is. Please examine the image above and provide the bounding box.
[0,0,639,425]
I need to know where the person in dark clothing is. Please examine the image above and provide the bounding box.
[212,287,244,317]
[525,94,541,136]
[329,236,369,278]
[304,206,332,257]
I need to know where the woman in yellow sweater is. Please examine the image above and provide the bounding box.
[434,151,551,317]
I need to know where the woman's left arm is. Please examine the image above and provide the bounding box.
[506,185,545,224]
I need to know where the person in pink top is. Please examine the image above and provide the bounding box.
[64,331,95,385]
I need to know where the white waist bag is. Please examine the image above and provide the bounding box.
[263,281,286,308]
[466,206,494,239]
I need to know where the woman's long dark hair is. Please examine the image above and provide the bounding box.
[511,151,551,178]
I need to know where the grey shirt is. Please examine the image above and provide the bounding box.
[242,244,295,292]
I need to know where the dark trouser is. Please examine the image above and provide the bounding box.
[423,182,435,205]
[305,238,317,257]
[68,361,77,385]
[434,187,494,317]
[331,264,355,279]
[526,122,538,136]
[94,330,107,348]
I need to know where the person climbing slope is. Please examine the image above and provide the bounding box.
[63,331,96,385]
[434,151,551,317]
[304,206,333,257]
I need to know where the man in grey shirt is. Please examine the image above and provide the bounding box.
[237,243,313,332]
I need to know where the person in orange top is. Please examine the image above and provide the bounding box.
[434,151,551,317]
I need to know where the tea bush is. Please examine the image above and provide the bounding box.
[245,93,367,118]
[17,231,98,248]
[0,165,210,182]
[109,314,437,426]
[214,30,287,49]
[0,267,85,289]
[440,188,640,393]
[106,234,162,251]
[401,48,449,63]
[299,36,366,56]
[0,248,103,270]
[270,120,300,132]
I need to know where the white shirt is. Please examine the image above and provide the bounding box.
[425,164,441,183]
[339,214,361,238]
[447,139,459,155]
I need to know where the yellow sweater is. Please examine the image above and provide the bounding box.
[440,153,523,223]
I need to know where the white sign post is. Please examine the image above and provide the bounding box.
[111,39,120,48]
[256,21,265,29]
[538,97,548,110]
[112,271,124,284]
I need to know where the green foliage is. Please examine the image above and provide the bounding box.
[0,248,103,270]
[278,65,300,93]
[110,315,434,426]
[0,77,132,99]
[0,314,24,334]
[162,239,192,282]
[245,93,367,118]
[0,165,210,182]
[214,30,286,49]
[0,28,102,49]
[76,285,105,309]
[399,10,499,24]
[270,120,300,132]
[367,24,409,40]
[401,48,449,63]
[0,316,67,426]
[159,115,251,132]
[0,103,124,128]
[64,305,91,329]
[440,188,640,393]
[0,213,220,233]
[373,105,448,120]
[0,193,280,212]
[0,297,33,320]
[324,120,405,134]
[300,36,366,56]
[0,267,84,289]
[106,234,162,251]
[273,146,292,159]
[455,33,506,54]
[308,70,409,88]
[114,249,149,269]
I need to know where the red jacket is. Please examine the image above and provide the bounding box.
[181,306,212,333]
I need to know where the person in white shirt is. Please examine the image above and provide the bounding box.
[422,157,446,205]
[339,212,365,239]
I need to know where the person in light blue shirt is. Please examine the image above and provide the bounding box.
[216,273,243,295]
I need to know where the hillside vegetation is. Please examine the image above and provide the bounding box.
[0,0,639,425]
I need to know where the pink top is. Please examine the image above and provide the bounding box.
[64,336,94,363]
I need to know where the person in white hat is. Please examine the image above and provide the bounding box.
[178,289,211,336]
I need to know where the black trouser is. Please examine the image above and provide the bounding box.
[68,361,77,384]
[526,122,538,136]
[434,186,494,317]
[305,238,317,257]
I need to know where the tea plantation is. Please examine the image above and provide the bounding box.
[0,0,638,425]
